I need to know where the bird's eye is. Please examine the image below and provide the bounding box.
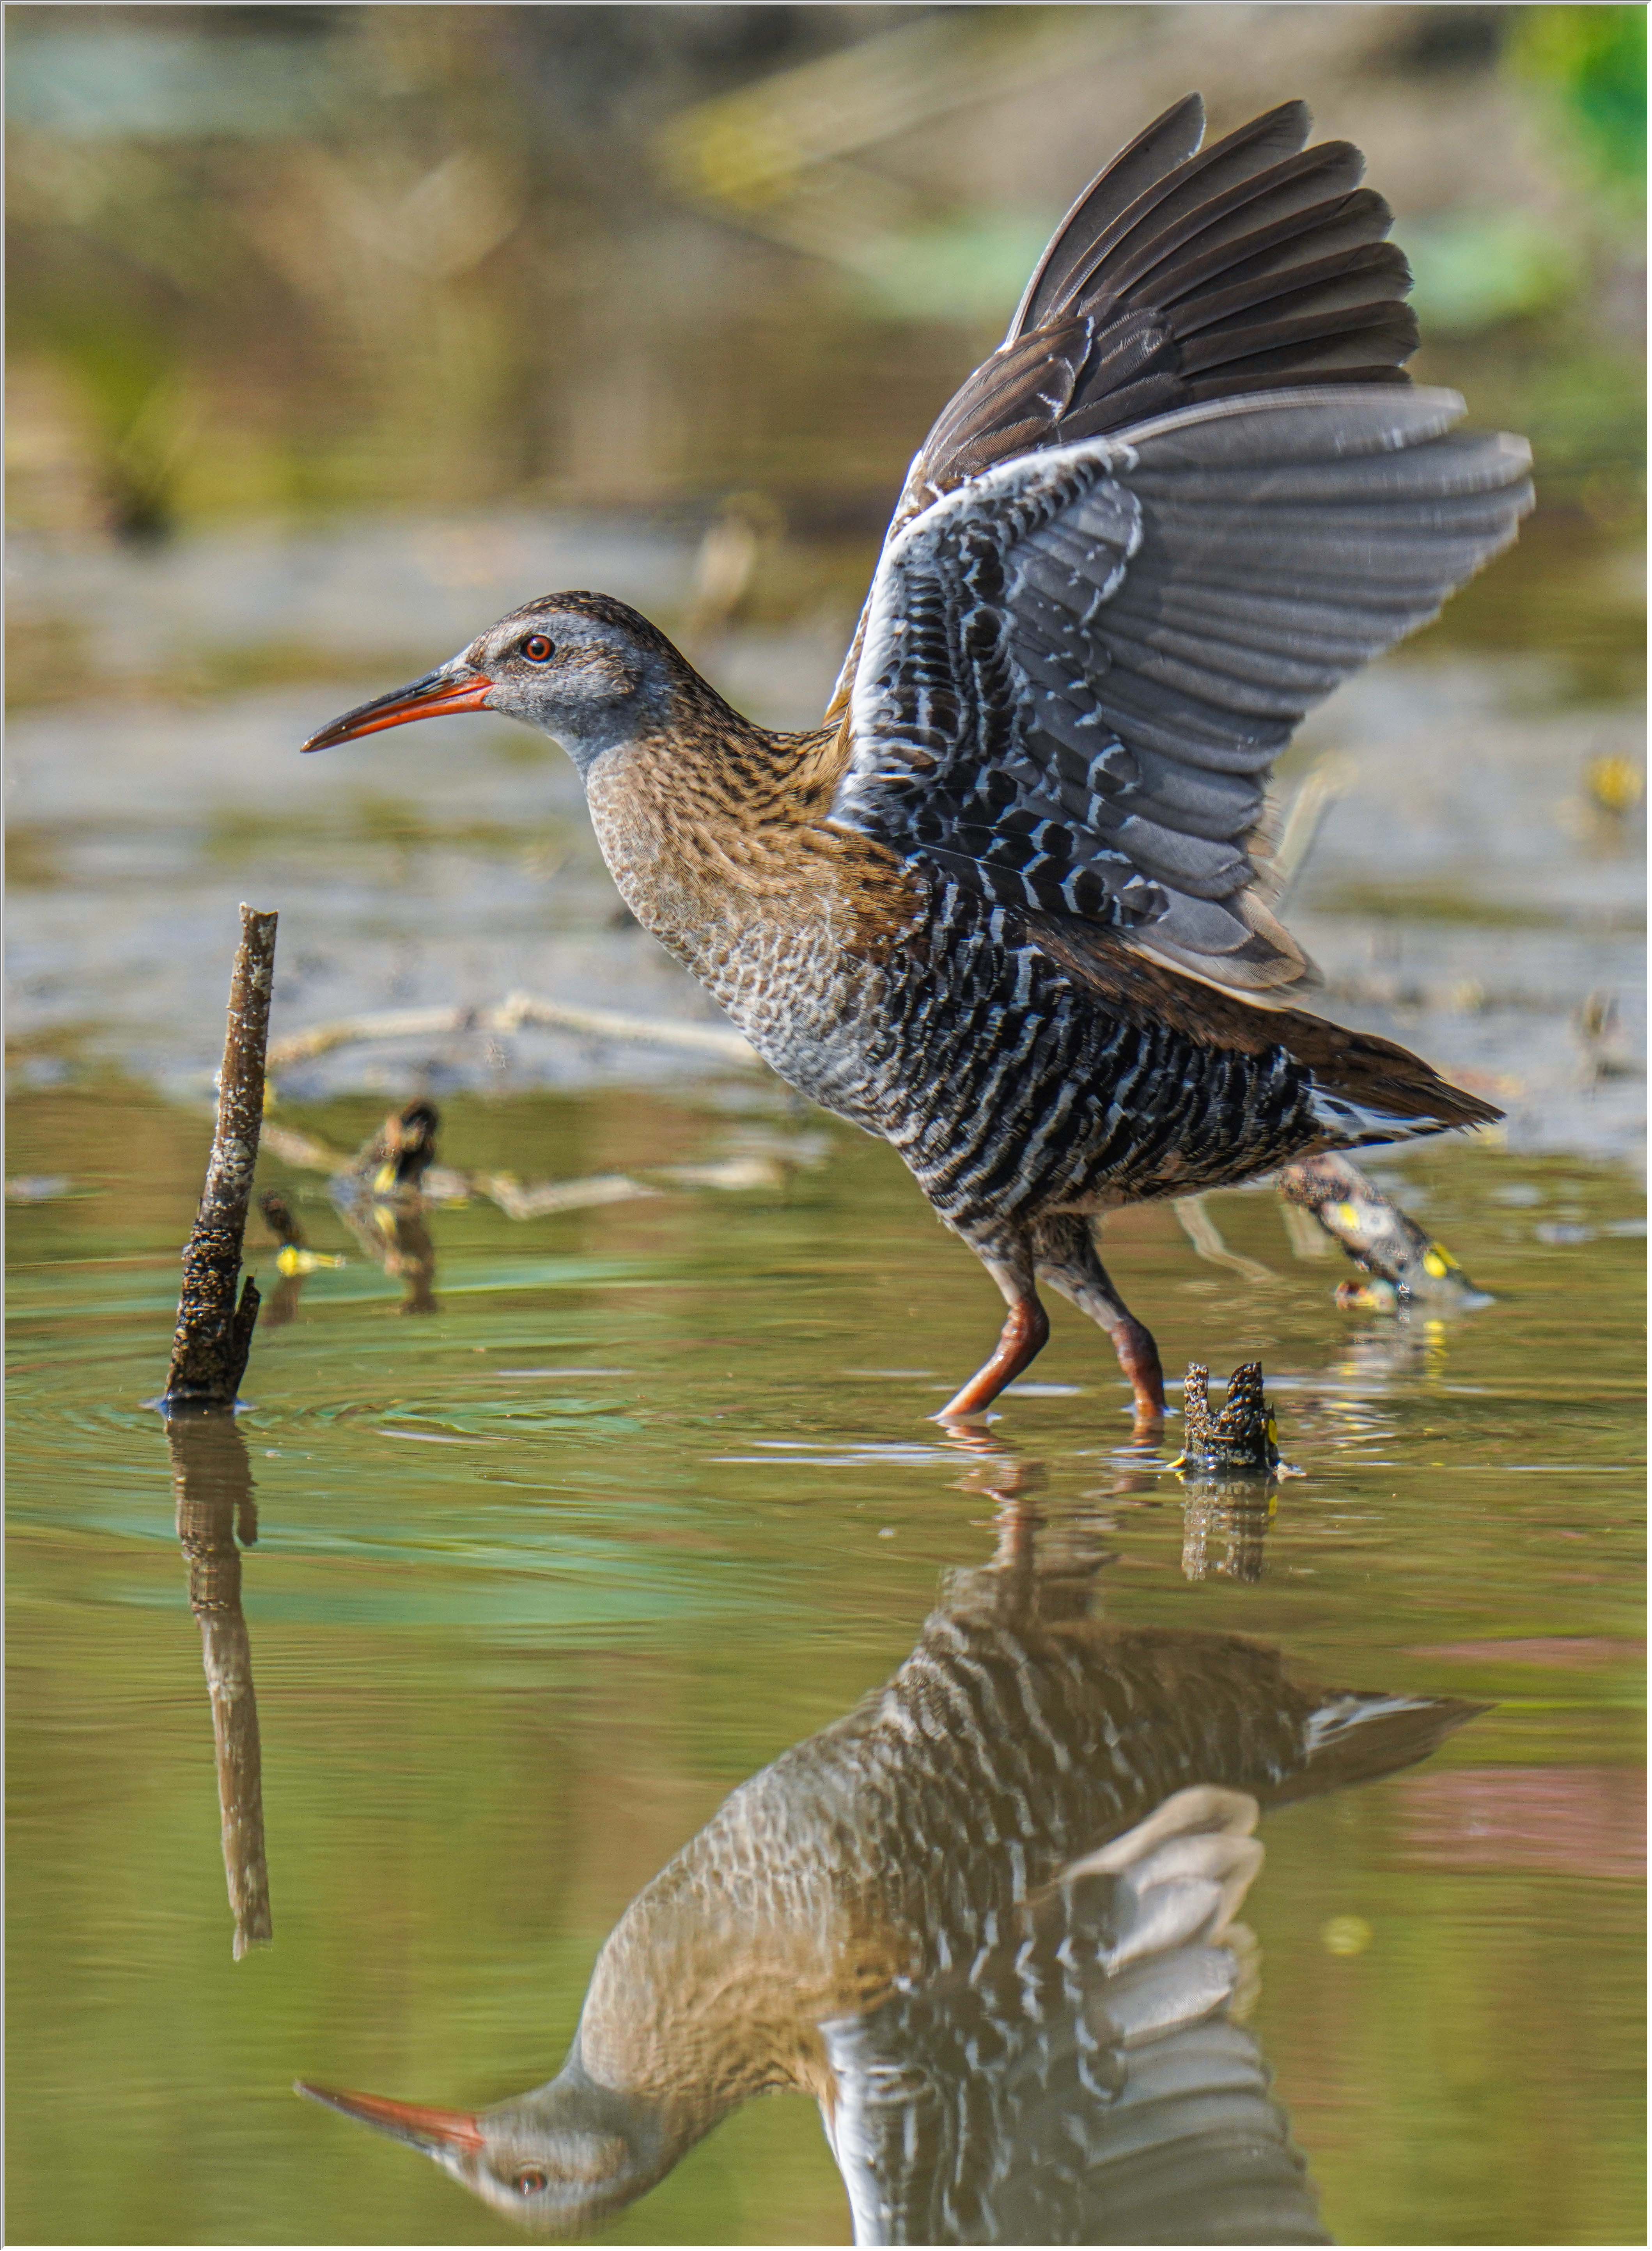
[515,2169,549,2196]
[521,635,554,663]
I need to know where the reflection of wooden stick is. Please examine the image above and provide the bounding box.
[1181,1489,1271,1584]
[168,1410,271,1958]
[266,990,757,1073]
[165,907,277,1404]
[335,1195,441,1314]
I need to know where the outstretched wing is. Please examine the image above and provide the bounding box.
[821,1786,1328,2246]
[825,92,1422,725]
[831,387,1531,990]
[893,95,1421,557]
[827,97,1533,991]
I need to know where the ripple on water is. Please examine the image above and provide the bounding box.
[4,1311,691,1613]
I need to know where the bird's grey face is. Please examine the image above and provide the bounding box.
[300,599,668,780]
[296,2067,677,2237]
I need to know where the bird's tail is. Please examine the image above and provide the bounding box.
[1282,1013,1504,1145]
[1028,912,1503,1144]
[1271,1689,1486,1805]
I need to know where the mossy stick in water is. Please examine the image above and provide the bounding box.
[164,905,278,1405]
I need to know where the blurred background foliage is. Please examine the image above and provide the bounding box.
[6,2,1644,553]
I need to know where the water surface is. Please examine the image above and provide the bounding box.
[6,1078,1643,2244]
[5,488,1646,2244]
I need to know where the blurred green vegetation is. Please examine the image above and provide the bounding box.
[5,5,1644,549]
[1512,4,1646,197]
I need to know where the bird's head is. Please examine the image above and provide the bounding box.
[296,2052,681,2235]
[300,592,684,780]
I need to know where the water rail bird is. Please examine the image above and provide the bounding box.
[303,95,1532,1430]
[298,1504,1477,2240]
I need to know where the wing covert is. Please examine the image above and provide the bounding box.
[832,387,1533,989]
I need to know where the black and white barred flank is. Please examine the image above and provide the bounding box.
[872,885,1319,1234]
[834,391,1532,992]
[751,881,1451,1250]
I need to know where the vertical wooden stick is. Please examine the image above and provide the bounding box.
[165,906,278,1404]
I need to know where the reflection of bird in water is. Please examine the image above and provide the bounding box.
[301,1503,1477,2240]
[303,95,1527,1435]
[825,1784,1276,2245]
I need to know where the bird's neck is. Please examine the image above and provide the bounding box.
[581,684,905,978]
[573,1781,900,2116]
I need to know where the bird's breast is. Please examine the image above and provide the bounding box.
[583,757,917,1100]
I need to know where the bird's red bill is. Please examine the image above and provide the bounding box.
[296,2081,486,2153]
[301,671,494,752]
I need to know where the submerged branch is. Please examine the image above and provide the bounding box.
[1278,1151,1489,1309]
[266,990,759,1074]
[258,1120,785,1222]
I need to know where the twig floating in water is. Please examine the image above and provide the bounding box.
[163,905,277,1405]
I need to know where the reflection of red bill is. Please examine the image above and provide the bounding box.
[295,2081,486,2153]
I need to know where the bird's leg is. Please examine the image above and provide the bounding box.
[935,1244,1049,1423]
[1031,1212,1165,1437]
